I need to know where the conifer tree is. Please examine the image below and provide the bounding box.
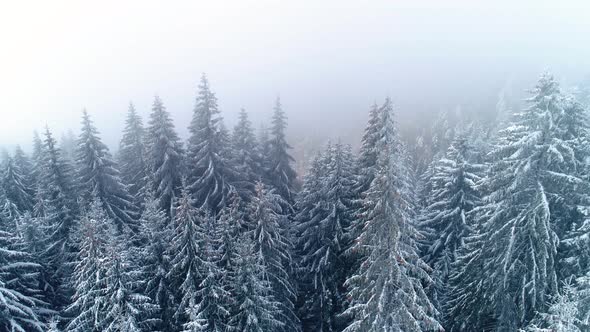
[267,97,297,205]
[355,102,381,195]
[65,201,109,332]
[13,145,35,197]
[231,108,261,200]
[41,127,79,310]
[186,215,231,332]
[229,234,284,332]
[145,96,184,216]
[99,231,159,332]
[187,74,235,213]
[167,188,206,327]
[249,182,300,331]
[296,142,357,331]
[2,153,34,213]
[76,110,139,232]
[0,223,46,332]
[118,103,148,203]
[419,132,482,312]
[136,191,176,331]
[448,73,590,330]
[343,98,441,332]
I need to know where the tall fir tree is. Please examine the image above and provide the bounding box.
[76,110,139,232]
[267,97,297,205]
[118,103,148,204]
[296,142,357,331]
[167,187,207,327]
[419,132,482,315]
[185,214,231,332]
[136,191,176,331]
[0,227,46,332]
[187,73,235,214]
[145,96,184,216]
[343,98,441,332]
[64,200,110,332]
[448,73,590,330]
[228,233,284,332]
[249,182,301,331]
[231,108,262,201]
[2,153,34,213]
[99,231,159,332]
[40,127,79,310]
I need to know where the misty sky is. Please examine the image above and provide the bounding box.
[1,0,590,150]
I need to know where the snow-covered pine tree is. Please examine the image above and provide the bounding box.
[136,190,176,331]
[556,96,590,280]
[186,214,231,332]
[145,96,184,217]
[167,187,207,327]
[217,189,244,277]
[98,229,159,332]
[228,233,284,332]
[118,103,148,204]
[16,212,56,318]
[355,102,381,195]
[0,222,46,332]
[450,73,590,330]
[76,110,139,232]
[64,200,109,332]
[31,130,45,184]
[249,182,301,331]
[187,73,235,214]
[343,98,441,332]
[13,145,35,199]
[419,132,482,314]
[40,127,79,310]
[2,153,34,213]
[231,108,262,201]
[296,142,357,331]
[266,97,297,206]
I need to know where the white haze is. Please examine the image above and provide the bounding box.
[1,0,590,150]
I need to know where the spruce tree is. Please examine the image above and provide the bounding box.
[186,73,235,213]
[2,153,34,213]
[343,98,441,332]
[249,182,300,331]
[187,215,231,332]
[118,103,148,203]
[136,191,176,331]
[0,225,46,332]
[229,234,284,332]
[419,132,482,313]
[145,96,184,216]
[64,200,109,332]
[13,145,35,199]
[167,188,206,327]
[267,97,297,205]
[99,231,159,332]
[448,73,590,330]
[76,110,139,232]
[355,102,381,195]
[231,108,261,200]
[41,127,79,310]
[296,142,357,331]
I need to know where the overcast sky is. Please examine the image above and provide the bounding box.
[1,0,590,150]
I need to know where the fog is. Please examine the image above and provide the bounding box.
[1,0,590,151]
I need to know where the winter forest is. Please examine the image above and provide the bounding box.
[2,71,590,332]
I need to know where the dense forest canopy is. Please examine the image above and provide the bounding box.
[2,72,590,332]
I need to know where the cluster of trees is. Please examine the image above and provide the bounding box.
[1,72,590,331]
